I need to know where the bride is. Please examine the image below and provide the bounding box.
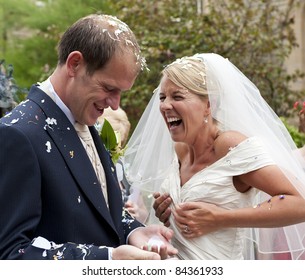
[122,53,305,260]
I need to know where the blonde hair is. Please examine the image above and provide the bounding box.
[162,56,208,97]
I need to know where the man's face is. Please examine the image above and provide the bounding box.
[66,51,138,126]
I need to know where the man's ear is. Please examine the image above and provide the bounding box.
[66,51,83,77]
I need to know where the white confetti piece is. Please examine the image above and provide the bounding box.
[45,141,52,153]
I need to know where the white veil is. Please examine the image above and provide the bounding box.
[122,53,305,259]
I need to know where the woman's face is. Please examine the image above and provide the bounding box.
[159,75,209,145]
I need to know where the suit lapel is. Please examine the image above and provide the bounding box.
[28,87,118,232]
[90,126,124,234]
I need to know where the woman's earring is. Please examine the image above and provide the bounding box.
[204,116,208,123]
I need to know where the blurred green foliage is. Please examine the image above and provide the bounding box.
[0,60,27,116]
[1,0,304,137]
[281,117,305,147]
[113,0,305,129]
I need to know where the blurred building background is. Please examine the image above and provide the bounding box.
[196,0,305,92]
[286,0,305,92]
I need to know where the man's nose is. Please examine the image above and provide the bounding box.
[106,94,121,110]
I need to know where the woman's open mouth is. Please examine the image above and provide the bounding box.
[167,117,182,128]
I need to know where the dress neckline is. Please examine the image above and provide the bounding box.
[177,137,256,187]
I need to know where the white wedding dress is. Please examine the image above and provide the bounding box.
[123,53,305,259]
[160,137,274,260]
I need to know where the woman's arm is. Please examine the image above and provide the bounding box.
[173,165,305,238]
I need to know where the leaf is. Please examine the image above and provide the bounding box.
[100,118,117,151]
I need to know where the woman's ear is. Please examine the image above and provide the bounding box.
[66,51,83,77]
[205,100,211,115]
[204,100,212,121]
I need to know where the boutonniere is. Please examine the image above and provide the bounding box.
[95,118,126,164]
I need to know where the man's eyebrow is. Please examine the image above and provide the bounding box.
[101,82,120,91]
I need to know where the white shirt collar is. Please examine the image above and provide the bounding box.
[38,78,75,125]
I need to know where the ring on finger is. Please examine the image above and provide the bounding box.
[184,225,190,233]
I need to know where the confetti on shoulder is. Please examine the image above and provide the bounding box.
[10,118,19,124]
[45,141,52,153]
[44,117,57,130]
[45,117,57,125]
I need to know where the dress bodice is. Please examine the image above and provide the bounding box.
[160,137,275,259]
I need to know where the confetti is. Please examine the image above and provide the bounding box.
[10,118,19,124]
[45,141,52,153]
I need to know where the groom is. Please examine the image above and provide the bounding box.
[0,14,177,260]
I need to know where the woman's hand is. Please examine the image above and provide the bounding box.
[153,192,172,227]
[124,200,147,222]
[124,200,139,217]
[173,201,224,238]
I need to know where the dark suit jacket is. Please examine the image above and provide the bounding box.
[0,85,143,259]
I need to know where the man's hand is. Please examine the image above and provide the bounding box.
[112,245,161,260]
[153,192,172,227]
[128,224,178,259]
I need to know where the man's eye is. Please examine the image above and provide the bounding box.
[104,87,114,92]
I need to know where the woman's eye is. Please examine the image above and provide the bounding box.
[174,95,183,100]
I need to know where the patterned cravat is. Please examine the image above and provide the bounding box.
[74,122,109,207]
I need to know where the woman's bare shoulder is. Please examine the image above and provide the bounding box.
[214,130,248,158]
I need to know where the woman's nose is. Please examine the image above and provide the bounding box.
[160,99,173,111]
